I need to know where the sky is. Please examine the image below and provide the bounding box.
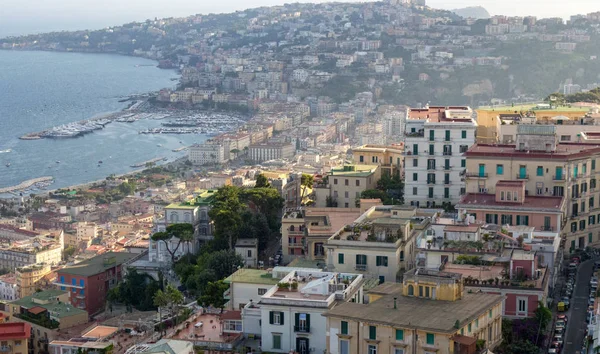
[1,0,599,37]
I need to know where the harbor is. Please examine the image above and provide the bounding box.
[0,176,54,194]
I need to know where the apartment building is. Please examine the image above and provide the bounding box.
[0,274,17,301]
[188,143,226,165]
[0,225,40,242]
[352,144,403,177]
[247,143,295,162]
[224,269,282,310]
[7,290,88,330]
[403,106,477,208]
[326,206,436,283]
[324,269,503,354]
[258,268,364,354]
[313,165,380,208]
[0,322,31,354]
[0,244,61,270]
[281,208,361,264]
[16,264,53,299]
[55,252,138,315]
[463,125,600,250]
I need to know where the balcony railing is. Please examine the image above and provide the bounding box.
[465,172,488,178]
[427,180,436,185]
[355,264,368,271]
[444,180,451,185]
[427,165,436,171]
[516,174,529,180]
[443,151,453,156]
[540,226,554,232]
[294,326,310,333]
[444,165,452,170]
[553,175,565,181]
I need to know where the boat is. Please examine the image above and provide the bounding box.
[157,144,162,147]
[5,163,10,167]
[56,161,60,164]
[98,161,103,164]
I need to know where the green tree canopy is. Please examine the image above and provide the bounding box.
[255,173,271,188]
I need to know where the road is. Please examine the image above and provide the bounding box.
[563,259,594,354]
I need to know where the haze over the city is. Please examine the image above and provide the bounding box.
[1,0,599,37]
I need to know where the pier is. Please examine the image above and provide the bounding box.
[0,176,54,194]
[130,157,166,168]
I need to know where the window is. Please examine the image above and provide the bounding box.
[338,253,344,264]
[412,187,418,195]
[295,313,310,332]
[413,173,418,181]
[344,191,349,198]
[368,345,377,354]
[444,188,449,199]
[496,164,504,175]
[425,287,430,298]
[258,288,267,295]
[461,159,466,168]
[396,329,404,341]
[445,159,450,169]
[518,298,527,314]
[571,222,577,233]
[379,276,385,284]
[247,250,252,257]
[428,187,434,198]
[369,325,377,340]
[340,340,350,354]
[489,309,492,318]
[407,285,414,296]
[594,159,597,170]
[270,311,284,325]
[419,286,423,297]
[341,321,348,334]
[273,334,282,349]
[413,144,418,155]
[460,145,468,153]
[468,323,472,332]
[413,158,418,167]
[359,156,364,163]
[580,220,586,231]
[345,179,349,186]
[394,349,404,354]
[500,191,505,201]
[400,251,404,261]
[429,144,434,155]
[334,178,338,185]
[429,130,435,141]
[426,333,435,345]
[590,215,596,225]
[376,256,388,267]
[590,233,594,244]
[14,340,21,346]
[445,130,451,141]
[537,166,543,176]
[475,319,479,328]
[462,130,467,139]
[356,180,360,187]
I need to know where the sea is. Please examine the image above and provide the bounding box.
[0,50,208,192]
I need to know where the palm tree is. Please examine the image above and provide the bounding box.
[300,174,314,205]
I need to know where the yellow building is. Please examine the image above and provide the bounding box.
[313,165,381,208]
[476,104,588,143]
[16,264,52,299]
[0,322,31,354]
[352,145,404,177]
[324,269,503,354]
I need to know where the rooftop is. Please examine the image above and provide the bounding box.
[0,322,31,340]
[223,269,281,286]
[457,193,565,212]
[58,252,137,277]
[235,238,258,247]
[465,143,600,159]
[169,313,241,344]
[478,104,588,112]
[11,290,87,319]
[82,325,119,339]
[329,164,378,177]
[324,283,503,333]
[49,341,113,350]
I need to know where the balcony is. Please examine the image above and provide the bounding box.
[294,326,310,333]
[516,174,529,180]
[288,230,305,236]
[427,165,436,171]
[553,175,566,181]
[444,180,451,185]
[443,151,453,156]
[313,252,325,259]
[427,180,436,185]
[465,172,488,179]
[444,165,452,171]
[540,226,554,232]
[0,346,11,352]
[355,264,368,271]
[288,243,304,248]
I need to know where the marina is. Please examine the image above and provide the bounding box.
[0,176,54,194]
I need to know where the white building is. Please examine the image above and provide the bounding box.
[188,143,226,165]
[235,238,259,268]
[0,273,17,301]
[258,268,364,354]
[404,106,477,207]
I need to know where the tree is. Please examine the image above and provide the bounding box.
[200,280,229,312]
[300,173,314,204]
[205,250,245,280]
[151,223,195,263]
[255,173,271,188]
[153,289,169,334]
[360,189,387,201]
[118,181,136,195]
[534,302,552,330]
[62,245,77,260]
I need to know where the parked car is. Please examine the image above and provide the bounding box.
[557,314,568,322]
[555,320,566,329]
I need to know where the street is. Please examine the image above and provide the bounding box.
[563,259,595,354]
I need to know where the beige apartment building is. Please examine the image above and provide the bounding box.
[248,143,295,162]
[0,244,62,270]
[352,144,403,177]
[313,165,381,208]
[464,125,600,250]
[16,263,53,298]
[326,206,435,283]
[324,269,503,354]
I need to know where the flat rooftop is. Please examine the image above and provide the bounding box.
[458,193,564,211]
[477,104,588,112]
[329,164,378,177]
[224,269,281,286]
[465,143,600,159]
[82,325,119,339]
[0,322,31,340]
[58,252,137,277]
[169,313,241,344]
[304,208,362,237]
[325,284,503,333]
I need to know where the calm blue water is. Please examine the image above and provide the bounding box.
[0,51,206,191]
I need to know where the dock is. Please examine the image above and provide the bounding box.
[0,176,54,194]
[130,157,165,168]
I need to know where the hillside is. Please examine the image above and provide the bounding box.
[452,6,490,19]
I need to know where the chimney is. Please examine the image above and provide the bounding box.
[394,297,397,309]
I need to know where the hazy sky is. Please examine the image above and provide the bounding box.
[1,0,599,37]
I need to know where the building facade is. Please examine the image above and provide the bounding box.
[352,144,403,177]
[248,143,295,162]
[404,106,477,208]
[16,264,53,299]
[189,143,226,165]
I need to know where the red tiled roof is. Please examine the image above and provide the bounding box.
[28,306,47,315]
[458,193,564,211]
[0,322,31,340]
[0,224,39,236]
[220,310,242,320]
